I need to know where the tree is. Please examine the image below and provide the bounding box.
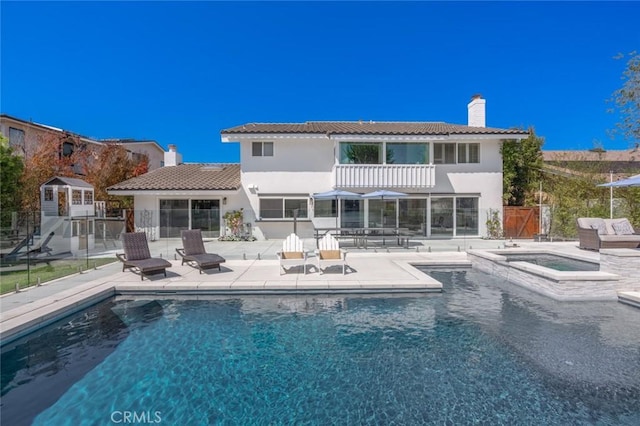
[83,142,149,204]
[0,136,24,227]
[501,129,544,206]
[610,51,640,144]
[19,132,89,212]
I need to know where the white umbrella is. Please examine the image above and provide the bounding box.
[361,190,408,229]
[312,189,361,228]
[597,173,640,219]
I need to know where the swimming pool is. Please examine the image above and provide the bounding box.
[2,268,639,425]
[500,253,599,271]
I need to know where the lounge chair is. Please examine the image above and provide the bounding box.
[116,232,172,280]
[315,233,348,275]
[23,231,55,257]
[175,229,226,273]
[277,233,309,275]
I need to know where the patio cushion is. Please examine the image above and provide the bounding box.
[612,219,635,235]
[599,234,640,242]
[578,217,606,233]
[591,222,607,235]
[603,218,631,235]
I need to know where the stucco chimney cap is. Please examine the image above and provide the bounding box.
[471,94,483,100]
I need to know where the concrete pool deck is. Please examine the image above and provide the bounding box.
[1,238,638,344]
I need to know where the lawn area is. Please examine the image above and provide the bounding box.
[0,258,116,295]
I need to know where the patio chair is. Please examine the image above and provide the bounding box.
[116,232,172,280]
[176,229,226,273]
[23,231,55,257]
[315,233,348,275]
[277,233,309,275]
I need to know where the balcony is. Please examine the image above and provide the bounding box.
[334,164,435,189]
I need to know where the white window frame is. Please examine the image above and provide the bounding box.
[72,189,82,205]
[252,141,274,157]
[259,197,309,220]
[458,143,480,164]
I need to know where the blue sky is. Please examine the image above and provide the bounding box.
[2,1,638,163]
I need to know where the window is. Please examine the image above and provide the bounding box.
[8,127,25,149]
[285,199,308,218]
[72,190,82,205]
[44,188,53,201]
[458,143,480,163]
[314,199,337,217]
[84,190,93,205]
[339,142,382,164]
[62,141,74,157]
[259,198,308,219]
[386,143,429,164]
[456,198,478,235]
[252,142,274,157]
[433,143,456,164]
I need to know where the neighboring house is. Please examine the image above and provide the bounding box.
[107,96,528,240]
[0,114,166,172]
[108,146,242,240]
[543,148,640,180]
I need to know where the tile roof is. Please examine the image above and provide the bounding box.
[107,163,241,192]
[221,121,528,136]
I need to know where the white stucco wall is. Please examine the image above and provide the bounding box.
[233,135,505,239]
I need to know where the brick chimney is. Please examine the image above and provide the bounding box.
[467,94,486,127]
[164,144,182,167]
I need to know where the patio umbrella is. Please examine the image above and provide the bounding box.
[597,173,640,218]
[597,173,640,188]
[312,189,361,228]
[361,190,408,228]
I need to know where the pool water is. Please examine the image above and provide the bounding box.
[501,253,599,271]
[2,268,639,425]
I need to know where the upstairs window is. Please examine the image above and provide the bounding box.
[386,143,429,164]
[252,141,274,157]
[339,142,382,164]
[84,190,94,205]
[72,190,82,205]
[433,143,456,164]
[458,143,480,163]
[8,127,25,149]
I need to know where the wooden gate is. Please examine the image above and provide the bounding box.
[503,206,540,239]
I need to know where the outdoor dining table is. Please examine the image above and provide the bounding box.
[314,227,409,248]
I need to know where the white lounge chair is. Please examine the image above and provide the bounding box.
[315,233,348,275]
[277,233,309,275]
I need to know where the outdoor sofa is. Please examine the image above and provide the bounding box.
[576,217,640,251]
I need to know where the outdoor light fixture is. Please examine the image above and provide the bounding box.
[223,197,227,205]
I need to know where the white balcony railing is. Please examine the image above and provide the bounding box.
[334,164,436,189]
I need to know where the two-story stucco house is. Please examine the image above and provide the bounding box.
[220,96,528,239]
[109,96,528,240]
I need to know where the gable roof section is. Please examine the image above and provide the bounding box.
[43,176,93,188]
[221,121,528,137]
[108,163,241,192]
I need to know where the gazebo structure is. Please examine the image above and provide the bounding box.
[40,177,96,255]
